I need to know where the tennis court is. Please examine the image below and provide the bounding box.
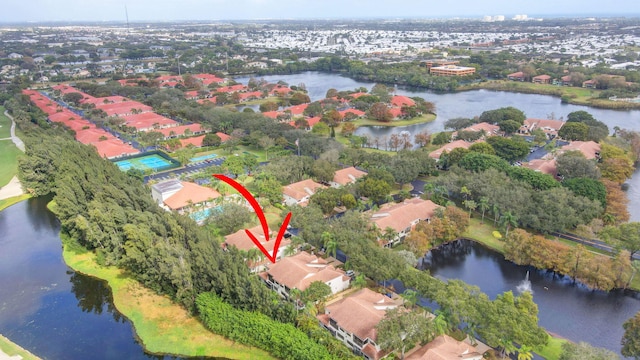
[114,154,175,172]
[190,153,217,163]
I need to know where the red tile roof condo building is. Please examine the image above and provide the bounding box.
[223,225,292,272]
[318,288,400,360]
[370,198,440,247]
[260,251,350,300]
[282,178,326,206]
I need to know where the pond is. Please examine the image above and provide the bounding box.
[0,198,185,360]
[421,239,640,357]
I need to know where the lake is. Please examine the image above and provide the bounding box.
[423,239,640,356]
[235,71,640,222]
[0,198,182,360]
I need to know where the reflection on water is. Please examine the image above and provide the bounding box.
[423,240,640,356]
[0,198,185,360]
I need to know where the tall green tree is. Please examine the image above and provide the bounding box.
[622,311,640,359]
[376,308,434,360]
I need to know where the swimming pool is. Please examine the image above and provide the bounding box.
[114,154,176,172]
[189,205,223,223]
[190,153,218,163]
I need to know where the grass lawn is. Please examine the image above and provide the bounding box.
[0,334,40,360]
[0,140,22,188]
[462,217,505,253]
[0,106,11,138]
[61,234,274,360]
[534,336,568,360]
[0,194,31,212]
[203,145,268,163]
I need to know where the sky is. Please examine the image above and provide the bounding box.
[2,0,640,23]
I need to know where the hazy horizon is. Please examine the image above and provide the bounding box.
[2,0,640,23]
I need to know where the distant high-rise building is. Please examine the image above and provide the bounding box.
[495,15,505,21]
[513,14,528,21]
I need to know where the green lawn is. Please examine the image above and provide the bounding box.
[0,106,11,138]
[462,217,505,253]
[0,194,31,212]
[61,234,275,360]
[0,334,40,360]
[534,336,568,360]
[0,140,22,188]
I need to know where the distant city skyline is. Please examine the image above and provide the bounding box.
[2,0,640,23]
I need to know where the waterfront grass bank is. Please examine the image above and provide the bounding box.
[60,233,274,360]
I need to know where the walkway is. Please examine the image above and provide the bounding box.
[4,110,25,152]
[0,111,25,201]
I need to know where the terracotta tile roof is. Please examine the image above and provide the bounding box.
[81,96,128,106]
[523,118,565,134]
[333,167,367,186]
[371,198,440,234]
[197,97,217,105]
[163,181,221,210]
[95,101,153,117]
[283,179,326,202]
[307,116,321,127]
[461,122,500,135]
[75,128,116,144]
[238,91,263,101]
[348,92,368,99]
[224,224,291,253]
[559,141,601,160]
[180,135,204,148]
[523,159,558,176]
[507,71,525,78]
[429,140,474,159]
[90,139,139,159]
[284,103,309,115]
[156,123,204,138]
[121,112,178,130]
[216,132,231,142]
[406,335,483,360]
[263,251,348,292]
[339,108,366,118]
[261,111,280,119]
[533,74,552,80]
[321,288,399,341]
[216,84,246,93]
[391,95,416,107]
[389,107,403,119]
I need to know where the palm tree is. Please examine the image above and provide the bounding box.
[463,200,477,219]
[433,310,449,336]
[352,274,367,289]
[492,204,501,224]
[479,197,490,224]
[517,345,534,360]
[326,239,338,259]
[383,226,398,246]
[289,288,302,311]
[401,289,418,309]
[499,211,518,239]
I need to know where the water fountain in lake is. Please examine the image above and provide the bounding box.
[517,271,533,293]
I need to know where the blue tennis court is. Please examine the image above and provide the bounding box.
[114,154,174,172]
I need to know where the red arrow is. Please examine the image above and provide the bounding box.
[213,174,292,263]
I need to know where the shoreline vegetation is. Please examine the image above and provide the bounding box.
[0,334,40,360]
[60,232,275,360]
[457,80,640,110]
[51,199,274,360]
